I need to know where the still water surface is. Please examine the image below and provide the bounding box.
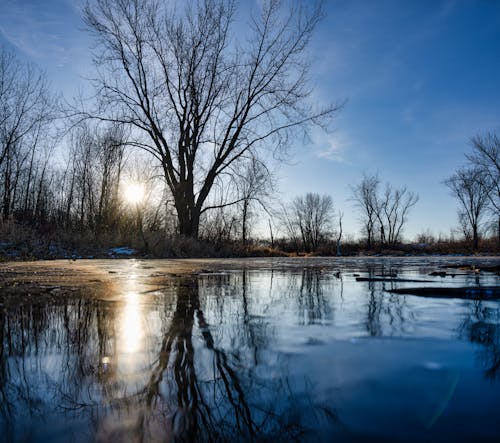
[1,257,500,442]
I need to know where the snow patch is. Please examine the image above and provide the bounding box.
[108,247,137,256]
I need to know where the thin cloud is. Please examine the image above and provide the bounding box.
[313,132,349,163]
[0,0,83,67]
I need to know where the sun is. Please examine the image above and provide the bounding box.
[124,183,145,205]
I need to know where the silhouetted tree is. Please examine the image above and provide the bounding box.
[377,183,418,247]
[291,193,334,252]
[82,0,337,239]
[352,174,418,248]
[64,123,126,231]
[445,167,491,250]
[0,47,56,220]
[278,203,302,252]
[468,133,500,246]
[234,158,274,245]
[350,174,379,248]
[336,210,343,255]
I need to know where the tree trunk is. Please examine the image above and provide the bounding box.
[497,215,500,250]
[366,225,372,249]
[268,219,274,249]
[473,224,479,250]
[176,203,200,239]
[242,200,249,245]
[173,176,201,239]
[3,163,11,219]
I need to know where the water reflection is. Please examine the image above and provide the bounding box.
[362,266,415,337]
[119,282,143,356]
[460,300,500,380]
[0,261,500,442]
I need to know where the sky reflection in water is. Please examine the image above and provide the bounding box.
[1,258,500,442]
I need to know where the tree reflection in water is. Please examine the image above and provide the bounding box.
[460,300,500,380]
[276,268,336,327]
[2,262,499,442]
[362,264,416,337]
[0,271,339,442]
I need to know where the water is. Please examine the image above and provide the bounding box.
[1,257,500,442]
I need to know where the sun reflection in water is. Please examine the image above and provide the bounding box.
[119,272,144,355]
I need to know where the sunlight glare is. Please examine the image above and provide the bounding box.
[120,293,143,354]
[124,183,145,205]
[119,272,144,355]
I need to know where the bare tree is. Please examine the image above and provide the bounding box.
[291,193,333,252]
[278,203,301,253]
[61,123,126,232]
[234,158,274,245]
[468,133,500,246]
[350,174,380,248]
[0,48,53,169]
[95,125,126,232]
[336,210,343,256]
[457,210,473,242]
[445,167,491,250]
[0,47,55,219]
[82,0,337,238]
[352,174,418,248]
[268,218,274,249]
[199,177,239,245]
[378,184,418,247]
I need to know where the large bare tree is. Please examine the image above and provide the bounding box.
[82,0,337,238]
[350,174,380,248]
[468,133,500,246]
[445,167,491,250]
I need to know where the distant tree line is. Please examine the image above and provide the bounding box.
[0,45,423,255]
[0,49,56,223]
[0,44,278,253]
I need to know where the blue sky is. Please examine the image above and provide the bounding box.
[1,0,499,239]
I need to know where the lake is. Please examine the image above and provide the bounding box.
[0,257,499,442]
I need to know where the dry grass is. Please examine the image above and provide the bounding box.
[1,219,498,260]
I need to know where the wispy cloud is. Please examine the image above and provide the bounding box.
[0,0,85,67]
[313,131,350,163]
